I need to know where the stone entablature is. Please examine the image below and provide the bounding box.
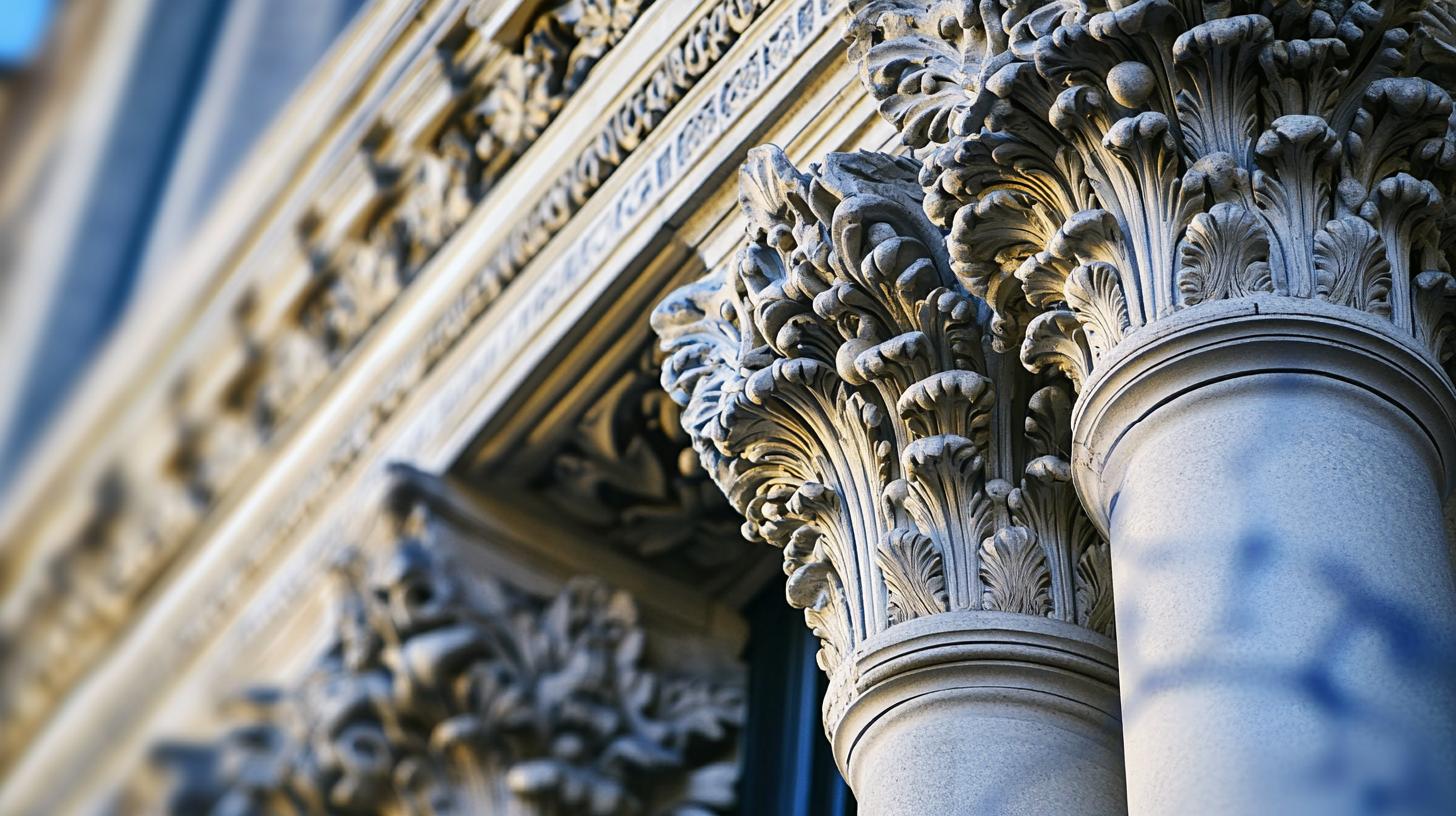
[0,0,809,774]
[0,0,862,811]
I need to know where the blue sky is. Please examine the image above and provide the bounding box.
[0,0,52,66]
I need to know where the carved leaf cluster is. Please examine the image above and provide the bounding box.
[154,539,743,816]
[0,0,780,765]
[533,345,748,575]
[295,0,658,362]
[653,146,1113,673]
[844,0,1456,387]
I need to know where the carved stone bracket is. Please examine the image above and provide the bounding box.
[152,533,743,816]
[529,345,755,577]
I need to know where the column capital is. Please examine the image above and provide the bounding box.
[653,142,1126,813]
[652,144,1115,716]
[843,0,1456,394]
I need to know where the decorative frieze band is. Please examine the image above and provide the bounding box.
[419,0,801,370]
[150,534,744,815]
[0,0,788,772]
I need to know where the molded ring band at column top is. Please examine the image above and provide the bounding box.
[1070,295,1456,536]
[826,610,1121,778]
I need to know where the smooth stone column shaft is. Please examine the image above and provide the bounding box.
[1097,364,1456,814]
[829,612,1128,816]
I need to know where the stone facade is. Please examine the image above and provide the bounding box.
[2,0,1455,814]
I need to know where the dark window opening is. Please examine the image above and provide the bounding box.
[738,578,857,816]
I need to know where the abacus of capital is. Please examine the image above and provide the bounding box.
[655,1,1456,814]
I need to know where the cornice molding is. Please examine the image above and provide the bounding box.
[0,0,797,770]
[0,3,849,809]
[149,532,744,815]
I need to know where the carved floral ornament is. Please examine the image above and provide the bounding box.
[841,0,1456,388]
[298,0,657,362]
[0,0,785,769]
[534,345,750,575]
[155,537,743,816]
[651,147,1114,677]
[652,0,1456,687]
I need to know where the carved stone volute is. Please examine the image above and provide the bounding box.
[652,146,1116,730]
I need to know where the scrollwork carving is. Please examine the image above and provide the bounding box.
[154,538,742,816]
[524,345,752,577]
[653,146,1113,674]
[845,0,1456,387]
[292,0,659,370]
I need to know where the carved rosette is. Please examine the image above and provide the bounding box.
[651,147,1114,688]
[843,0,1456,388]
[155,539,743,816]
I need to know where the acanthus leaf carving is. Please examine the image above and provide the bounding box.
[1021,308,1091,390]
[878,529,950,624]
[1075,539,1116,638]
[153,536,743,816]
[1064,261,1131,360]
[653,145,1113,676]
[842,0,1456,389]
[1313,215,1392,316]
[843,0,1000,150]
[1177,202,1275,306]
[979,525,1051,617]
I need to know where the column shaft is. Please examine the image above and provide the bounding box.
[1074,305,1456,815]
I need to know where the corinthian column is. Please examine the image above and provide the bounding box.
[653,147,1125,814]
[842,0,1456,813]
